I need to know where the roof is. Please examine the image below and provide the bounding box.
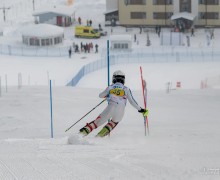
[171,12,196,21]
[33,6,75,17]
[21,24,64,37]
[110,34,132,41]
[104,9,118,15]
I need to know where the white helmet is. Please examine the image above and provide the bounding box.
[112,70,125,84]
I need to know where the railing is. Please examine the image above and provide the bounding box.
[0,44,69,57]
[67,46,220,86]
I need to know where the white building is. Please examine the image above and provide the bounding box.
[21,24,64,46]
[33,6,75,27]
[110,34,132,51]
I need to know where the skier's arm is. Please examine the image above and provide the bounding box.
[127,88,142,111]
[99,87,109,98]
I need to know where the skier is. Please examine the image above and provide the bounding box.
[79,70,148,137]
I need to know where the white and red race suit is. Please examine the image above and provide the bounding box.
[93,82,142,127]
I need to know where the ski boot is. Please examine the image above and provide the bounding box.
[79,120,97,136]
[96,120,118,137]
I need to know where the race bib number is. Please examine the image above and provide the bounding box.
[109,88,125,97]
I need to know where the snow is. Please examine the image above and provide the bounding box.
[0,0,220,179]
[171,12,196,21]
[110,34,132,41]
[21,24,64,37]
[33,5,75,17]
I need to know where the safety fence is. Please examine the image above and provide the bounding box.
[0,44,69,57]
[67,46,220,86]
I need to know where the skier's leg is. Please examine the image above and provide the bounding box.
[96,120,118,137]
[79,105,113,136]
[96,105,125,137]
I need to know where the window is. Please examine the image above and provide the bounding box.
[41,39,46,46]
[153,12,173,19]
[131,12,146,19]
[199,0,219,5]
[199,12,219,19]
[179,0,191,12]
[45,39,50,46]
[125,0,146,5]
[54,37,58,44]
[29,38,40,46]
[83,29,89,33]
[22,36,28,45]
[113,43,129,49]
[153,0,173,5]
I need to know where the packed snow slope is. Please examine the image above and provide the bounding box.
[0,86,220,180]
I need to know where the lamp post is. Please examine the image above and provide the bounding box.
[33,0,35,11]
[0,7,10,22]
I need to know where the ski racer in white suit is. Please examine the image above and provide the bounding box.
[79,70,147,137]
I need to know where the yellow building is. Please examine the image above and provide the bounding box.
[106,0,220,28]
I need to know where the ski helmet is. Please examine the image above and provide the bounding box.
[112,70,125,84]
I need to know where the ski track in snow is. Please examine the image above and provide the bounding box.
[0,86,220,180]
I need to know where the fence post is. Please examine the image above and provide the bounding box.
[0,76,1,97]
[18,73,22,89]
[5,74,7,93]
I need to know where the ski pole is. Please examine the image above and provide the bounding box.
[65,99,106,132]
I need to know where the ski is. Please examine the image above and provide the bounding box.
[140,66,149,136]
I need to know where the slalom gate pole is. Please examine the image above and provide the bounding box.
[140,66,149,136]
[65,99,106,132]
[107,40,111,137]
[49,80,54,138]
[107,40,110,86]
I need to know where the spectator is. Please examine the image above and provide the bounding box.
[68,47,72,58]
[95,44,99,53]
[89,20,92,26]
[81,42,83,52]
[99,24,102,30]
[78,17,81,25]
[89,42,93,51]
[191,28,195,37]
[75,44,79,53]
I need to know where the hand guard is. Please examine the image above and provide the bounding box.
[138,108,149,117]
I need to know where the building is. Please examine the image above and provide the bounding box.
[105,0,119,26]
[110,34,132,51]
[33,6,75,27]
[106,0,220,28]
[21,24,64,46]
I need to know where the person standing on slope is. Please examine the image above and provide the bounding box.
[79,70,148,137]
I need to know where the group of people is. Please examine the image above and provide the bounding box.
[68,42,99,57]
[77,17,93,27]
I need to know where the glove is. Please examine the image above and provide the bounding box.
[138,108,149,117]
[138,108,146,113]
